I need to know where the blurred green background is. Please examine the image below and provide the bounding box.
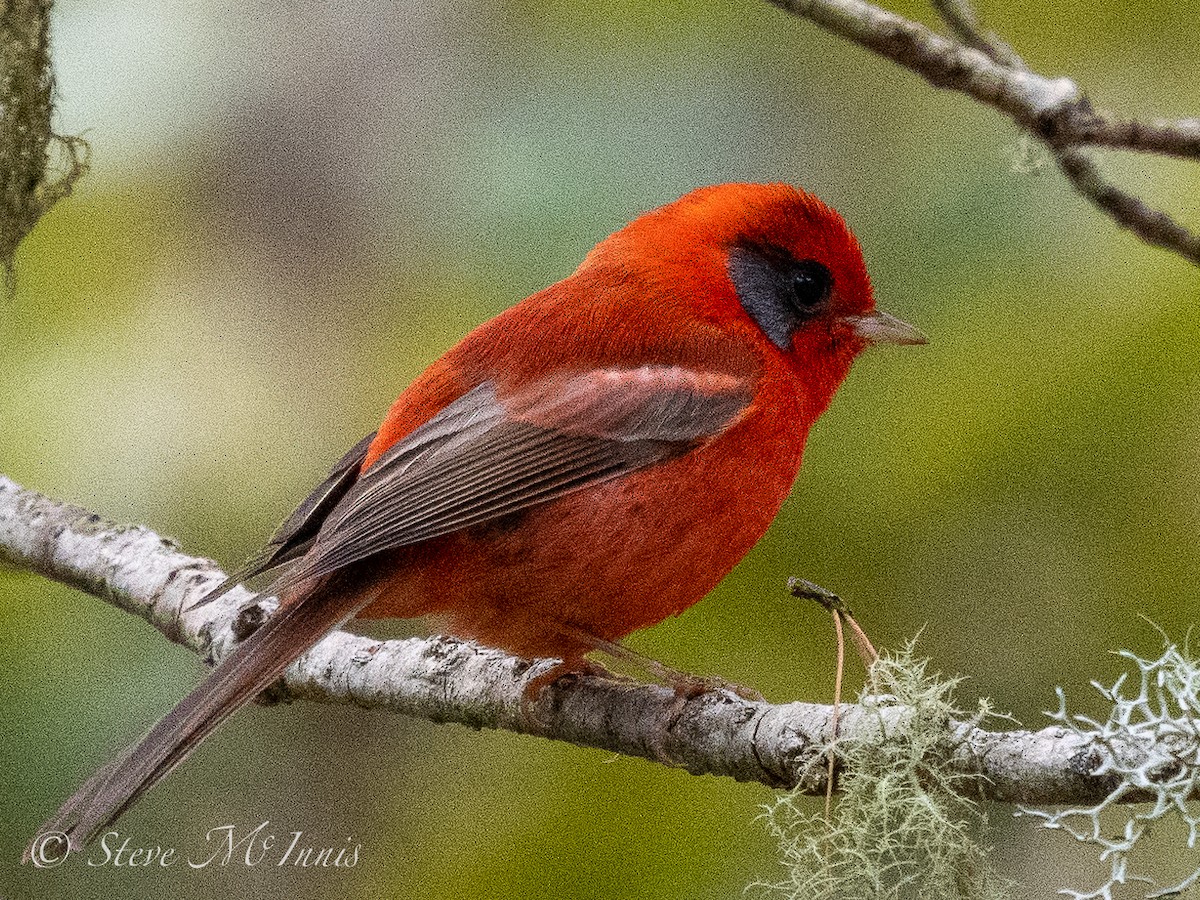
[2,0,1198,897]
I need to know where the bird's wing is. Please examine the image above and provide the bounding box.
[28,364,754,857]
[188,431,377,610]
[277,366,754,589]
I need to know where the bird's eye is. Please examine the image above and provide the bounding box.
[791,260,832,309]
[728,244,835,350]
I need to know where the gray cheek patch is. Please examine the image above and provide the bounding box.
[726,243,830,350]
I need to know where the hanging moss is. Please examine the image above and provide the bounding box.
[753,644,1012,900]
[0,0,88,290]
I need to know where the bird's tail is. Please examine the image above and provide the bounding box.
[25,586,363,863]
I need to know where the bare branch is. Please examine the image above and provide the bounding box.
[1054,113,1200,161]
[3,474,1196,806]
[1056,147,1200,264]
[927,0,1200,265]
[764,0,1200,264]
[929,0,1023,68]
[766,0,1080,126]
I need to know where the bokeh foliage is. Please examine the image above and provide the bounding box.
[2,1,1198,898]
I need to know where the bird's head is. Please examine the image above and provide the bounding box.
[582,182,925,369]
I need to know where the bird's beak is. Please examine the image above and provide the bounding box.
[844,310,928,346]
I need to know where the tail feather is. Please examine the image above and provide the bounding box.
[26,586,363,862]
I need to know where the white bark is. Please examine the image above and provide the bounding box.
[3,474,1185,804]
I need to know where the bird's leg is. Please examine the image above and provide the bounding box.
[561,627,765,702]
[517,656,617,728]
[563,631,767,767]
[517,626,765,760]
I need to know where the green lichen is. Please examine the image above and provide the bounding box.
[753,644,1011,900]
[1,0,89,289]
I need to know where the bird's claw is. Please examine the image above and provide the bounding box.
[662,671,764,703]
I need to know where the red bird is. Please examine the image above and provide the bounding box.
[31,182,924,856]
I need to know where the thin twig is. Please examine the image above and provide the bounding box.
[826,607,845,819]
[928,0,1200,266]
[764,0,1200,264]
[1056,147,1200,264]
[1055,114,1200,160]
[929,0,1023,68]
[788,578,879,667]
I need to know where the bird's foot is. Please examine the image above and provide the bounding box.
[658,670,764,703]
[561,627,765,701]
[518,658,618,727]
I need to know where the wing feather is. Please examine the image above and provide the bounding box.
[188,431,376,609]
[25,365,752,855]
[276,367,752,589]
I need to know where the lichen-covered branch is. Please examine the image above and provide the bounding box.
[763,0,1200,265]
[0,0,89,286]
[0,474,1194,806]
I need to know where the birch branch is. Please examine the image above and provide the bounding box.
[763,0,1200,265]
[0,473,1191,805]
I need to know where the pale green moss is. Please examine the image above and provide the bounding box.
[753,644,1011,900]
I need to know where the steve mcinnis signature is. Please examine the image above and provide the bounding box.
[27,821,362,870]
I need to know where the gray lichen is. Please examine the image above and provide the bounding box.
[1019,641,1200,899]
